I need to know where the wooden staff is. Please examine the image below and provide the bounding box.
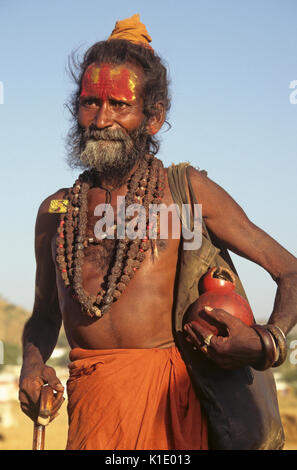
[32,384,55,450]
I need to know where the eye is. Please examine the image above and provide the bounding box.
[81,98,99,108]
[110,99,129,109]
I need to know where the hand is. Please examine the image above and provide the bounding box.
[183,306,262,369]
[19,364,65,422]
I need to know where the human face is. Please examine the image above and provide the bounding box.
[78,62,146,134]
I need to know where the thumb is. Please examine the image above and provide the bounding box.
[204,306,235,328]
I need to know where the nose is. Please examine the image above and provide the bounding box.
[94,102,113,129]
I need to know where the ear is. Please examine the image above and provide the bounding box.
[146,102,166,135]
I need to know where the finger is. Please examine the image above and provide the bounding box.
[184,323,204,347]
[51,382,64,392]
[40,396,65,424]
[39,383,65,418]
[50,387,65,415]
[41,368,64,393]
[187,320,215,344]
[204,306,241,334]
[19,377,44,406]
[54,388,65,405]
[20,401,38,421]
[204,306,234,325]
[200,345,208,355]
[19,389,30,407]
[31,377,45,403]
[20,402,30,413]
[50,396,65,416]
[185,334,192,343]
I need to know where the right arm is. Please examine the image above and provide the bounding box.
[19,191,67,421]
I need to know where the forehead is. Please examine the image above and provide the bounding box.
[80,62,144,101]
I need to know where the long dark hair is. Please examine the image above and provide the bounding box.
[66,39,171,157]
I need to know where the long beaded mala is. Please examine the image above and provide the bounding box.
[56,154,165,318]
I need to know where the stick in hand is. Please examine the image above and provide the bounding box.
[32,384,55,450]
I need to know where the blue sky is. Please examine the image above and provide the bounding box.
[0,0,296,323]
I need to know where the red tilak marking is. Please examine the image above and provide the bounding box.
[80,64,135,101]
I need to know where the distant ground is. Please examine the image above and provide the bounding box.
[0,295,69,366]
[0,400,68,450]
[0,296,29,345]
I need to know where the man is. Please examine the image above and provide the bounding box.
[19,15,297,450]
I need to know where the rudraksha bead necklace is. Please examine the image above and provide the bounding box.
[56,154,165,318]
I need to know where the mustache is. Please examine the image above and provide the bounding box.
[81,126,132,144]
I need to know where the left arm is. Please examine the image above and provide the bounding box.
[184,167,297,368]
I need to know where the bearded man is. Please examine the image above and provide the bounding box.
[19,15,297,450]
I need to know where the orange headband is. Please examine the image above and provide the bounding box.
[108,14,153,51]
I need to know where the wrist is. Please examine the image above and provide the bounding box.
[251,324,287,370]
[20,352,46,377]
[251,325,278,370]
[266,324,287,367]
[22,342,47,366]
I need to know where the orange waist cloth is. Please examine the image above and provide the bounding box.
[66,346,208,450]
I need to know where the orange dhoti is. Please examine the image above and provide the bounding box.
[66,346,208,450]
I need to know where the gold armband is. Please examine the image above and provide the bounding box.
[48,199,69,213]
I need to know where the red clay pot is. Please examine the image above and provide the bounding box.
[185,267,254,336]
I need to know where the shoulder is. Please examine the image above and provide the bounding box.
[186,164,231,202]
[171,163,246,222]
[37,188,70,217]
[165,162,216,202]
[185,165,211,194]
[35,188,70,242]
[164,162,209,183]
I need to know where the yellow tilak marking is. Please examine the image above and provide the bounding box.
[49,199,69,213]
[86,65,138,101]
[128,74,137,100]
[110,67,121,78]
[91,67,100,84]
[110,67,138,101]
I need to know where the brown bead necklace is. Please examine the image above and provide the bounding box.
[56,154,165,318]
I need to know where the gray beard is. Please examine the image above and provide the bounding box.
[80,136,133,177]
[76,125,148,181]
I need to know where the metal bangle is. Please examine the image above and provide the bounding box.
[251,324,279,371]
[266,324,287,367]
